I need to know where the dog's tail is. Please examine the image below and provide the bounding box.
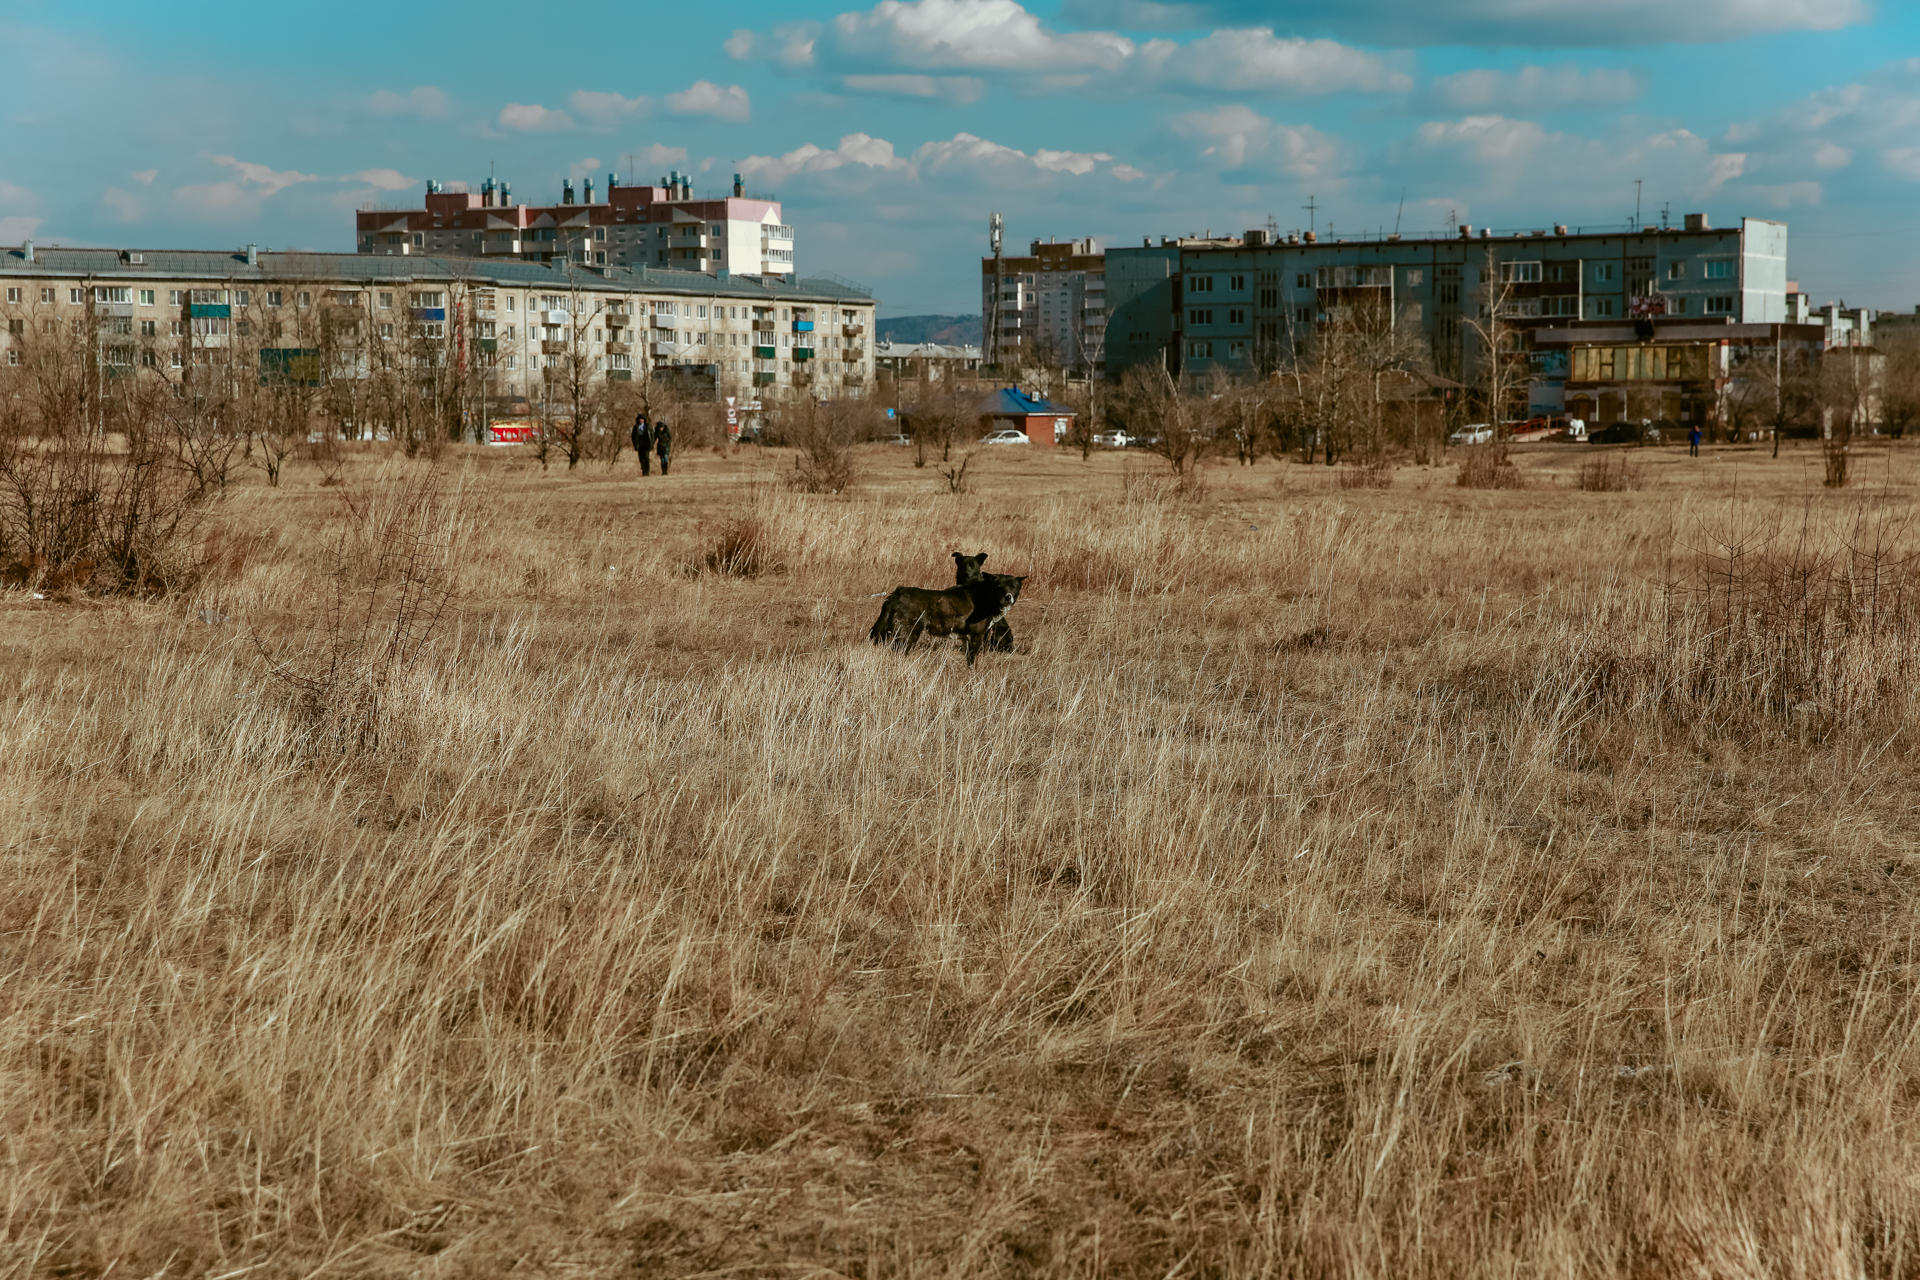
[867,591,897,644]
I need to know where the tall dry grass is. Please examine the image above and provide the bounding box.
[6,442,1920,1276]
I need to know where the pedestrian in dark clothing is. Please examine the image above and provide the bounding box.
[1689,426,1702,457]
[631,414,652,475]
[654,421,673,476]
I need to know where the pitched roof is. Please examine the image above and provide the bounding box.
[0,246,875,305]
[981,387,1075,417]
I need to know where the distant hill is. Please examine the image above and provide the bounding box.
[876,314,981,347]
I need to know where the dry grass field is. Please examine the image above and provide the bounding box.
[9,437,1920,1277]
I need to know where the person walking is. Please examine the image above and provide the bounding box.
[631,414,652,476]
[1689,425,1702,457]
[654,420,674,476]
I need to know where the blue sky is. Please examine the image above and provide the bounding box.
[4,0,1920,314]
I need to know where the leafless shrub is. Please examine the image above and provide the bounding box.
[776,396,868,495]
[256,463,462,755]
[1456,445,1524,490]
[1576,454,1643,492]
[938,451,975,495]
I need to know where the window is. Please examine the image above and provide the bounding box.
[594,227,606,242]
[1502,261,1542,284]
[1542,296,1579,318]
[1705,260,1734,280]
[140,319,156,336]
[1187,308,1214,325]
[170,352,183,369]
[69,288,83,304]
[411,232,424,247]
[1669,297,1689,315]
[1593,263,1615,283]
[5,318,19,336]
[420,322,445,338]
[1295,306,1313,323]
[1228,274,1245,291]
[297,292,311,308]
[170,320,184,336]
[1705,295,1735,315]
[1668,262,1687,280]
[1544,264,1570,285]
[3,287,15,304]
[1295,273,1310,289]
[1227,308,1246,325]
[93,286,133,304]
[506,296,516,312]
[411,291,445,308]
[235,290,250,306]
[378,323,394,340]
[40,288,55,304]
[235,320,250,336]
[140,289,155,305]
[1589,297,1616,318]
[1190,275,1213,293]
[189,289,226,305]
[1406,269,1424,287]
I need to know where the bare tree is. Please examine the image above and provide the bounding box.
[902,383,978,467]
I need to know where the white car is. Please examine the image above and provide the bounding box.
[983,428,1031,446]
[1093,430,1129,448]
[1449,423,1494,446]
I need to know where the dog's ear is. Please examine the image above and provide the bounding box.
[977,550,989,565]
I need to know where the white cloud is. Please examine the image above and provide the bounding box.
[738,133,906,185]
[172,154,318,218]
[840,73,985,102]
[733,0,1397,97]
[130,168,157,186]
[367,86,450,118]
[666,81,751,123]
[568,90,649,128]
[1171,105,1341,180]
[0,182,41,242]
[1060,0,1866,46]
[1138,29,1408,94]
[346,167,415,191]
[1431,64,1642,111]
[498,102,576,132]
[102,187,144,221]
[635,144,691,171]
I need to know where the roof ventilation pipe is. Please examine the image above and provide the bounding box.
[733,172,744,197]
[1554,224,1568,235]
[1458,224,1472,239]
[562,179,575,205]
[20,239,32,263]
[246,243,258,266]
[583,177,595,203]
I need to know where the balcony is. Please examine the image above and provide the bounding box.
[189,303,231,319]
[653,341,680,357]
[751,321,777,333]
[481,239,523,255]
[605,341,630,355]
[842,323,865,337]
[476,338,498,354]
[651,315,675,329]
[754,344,777,359]
[792,347,813,361]
[753,371,777,386]
[604,312,628,327]
[792,319,814,333]
[541,340,568,355]
[670,232,709,248]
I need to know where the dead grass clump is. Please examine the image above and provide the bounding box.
[1577,454,1644,492]
[1455,445,1524,489]
[700,512,785,577]
[1336,463,1393,489]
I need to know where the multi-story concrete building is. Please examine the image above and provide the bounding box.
[356,173,795,278]
[981,238,1105,371]
[1105,214,1789,392]
[0,241,873,406]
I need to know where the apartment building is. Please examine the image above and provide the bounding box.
[981,238,1105,371]
[0,242,874,405]
[1105,215,1789,387]
[356,173,795,278]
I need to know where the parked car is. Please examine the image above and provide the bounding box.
[885,433,912,446]
[983,428,1031,446]
[1588,422,1639,444]
[1126,434,1162,449]
[1449,423,1494,446]
[1093,430,1130,448]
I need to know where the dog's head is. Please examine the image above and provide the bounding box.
[952,550,988,584]
[983,573,1025,609]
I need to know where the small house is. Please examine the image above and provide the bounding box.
[980,387,1075,446]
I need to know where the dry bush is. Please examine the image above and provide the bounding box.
[254,462,463,755]
[1576,453,1643,492]
[1456,443,1524,489]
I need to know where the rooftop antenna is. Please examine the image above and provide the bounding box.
[1393,188,1405,237]
[1302,194,1318,234]
[1264,212,1280,238]
[1660,200,1671,230]
[1633,178,1643,231]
